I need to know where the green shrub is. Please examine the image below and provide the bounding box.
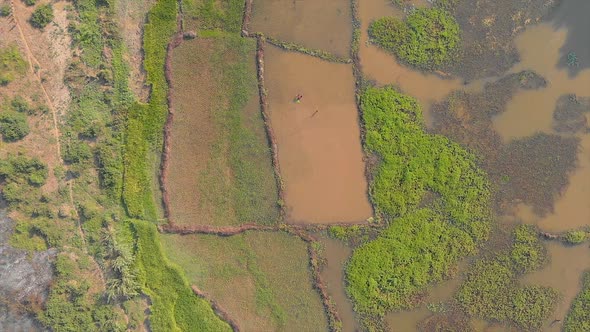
[30,4,54,29]
[9,221,48,252]
[62,140,93,164]
[0,4,11,17]
[564,230,587,245]
[23,0,36,6]
[0,111,30,141]
[369,8,460,69]
[564,272,590,331]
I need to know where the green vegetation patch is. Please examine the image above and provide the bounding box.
[30,4,54,29]
[347,209,475,316]
[0,111,29,141]
[183,0,245,32]
[161,231,329,331]
[456,225,558,331]
[563,230,588,245]
[360,86,490,238]
[122,0,177,219]
[346,86,491,324]
[0,46,27,85]
[129,220,231,331]
[369,8,460,70]
[564,271,590,332]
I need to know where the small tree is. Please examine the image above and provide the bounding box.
[23,0,36,6]
[29,4,53,29]
[0,111,30,141]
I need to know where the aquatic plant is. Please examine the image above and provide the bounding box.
[564,271,590,331]
[456,225,558,331]
[346,86,491,324]
[369,8,460,70]
[563,230,587,245]
[567,51,579,67]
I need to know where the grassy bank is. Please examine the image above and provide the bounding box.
[122,0,177,220]
[123,220,231,331]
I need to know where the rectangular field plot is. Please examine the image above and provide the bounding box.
[265,45,372,224]
[250,0,352,58]
[161,232,329,331]
[167,35,279,226]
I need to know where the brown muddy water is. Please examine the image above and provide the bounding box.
[493,23,590,141]
[522,241,590,332]
[320,237,360,332]
[492,12,590,233]
[250,0,352,58]
[357,0,464,124]
[510,135,590,233]
[264,45,372,224]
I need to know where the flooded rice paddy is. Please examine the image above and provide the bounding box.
[250,0,352,58]
[264,45,372,224]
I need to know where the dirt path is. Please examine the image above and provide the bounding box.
[9,0,105,286]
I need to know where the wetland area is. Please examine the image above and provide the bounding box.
[0,0,589,330]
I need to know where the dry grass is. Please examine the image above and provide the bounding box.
[167,34,278,226]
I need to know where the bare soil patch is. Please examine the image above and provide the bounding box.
[250,0,352,58]
[264,45,372,224]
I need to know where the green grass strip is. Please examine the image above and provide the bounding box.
[264,36,352,64]
[122,0,177,219]
[131,220,232,332]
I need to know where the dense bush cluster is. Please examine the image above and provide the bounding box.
[369,8,460,69]
[0,111,29,141]
[30,4,53,29]
[456,225,557,331]
[346,86,491,323]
